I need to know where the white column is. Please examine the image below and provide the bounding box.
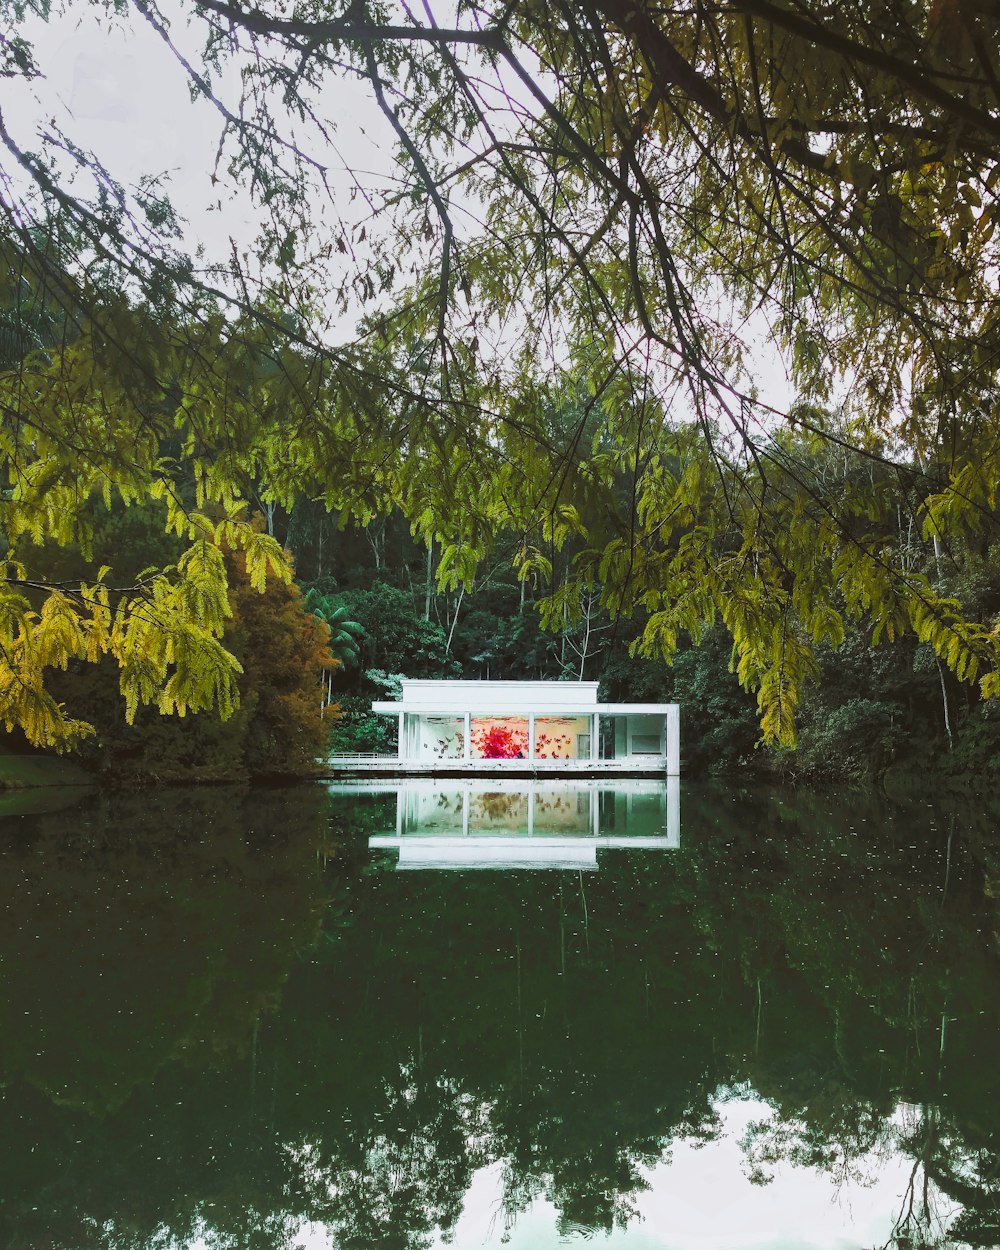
[462,788,470,836]
[528,712,535,760]
[527,782,534,837]
[591,713,599,761]
[464,711,471,760]
[666,705,680,775]
[397,712,404,760]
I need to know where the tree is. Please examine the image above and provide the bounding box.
[3,1,1000,746]
[333,583,459,679]
[302,589,364,715]
[302,592,364,669]
[225,549,336,776]
[49,542,334,781]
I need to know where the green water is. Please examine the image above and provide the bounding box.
[2,781,999,1249]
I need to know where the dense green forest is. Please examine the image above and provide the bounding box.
[0,269,996,785]
[4,0,1000,764]
[3,258,995,786]
[3,445,1000,785]
[283,487,1000,787]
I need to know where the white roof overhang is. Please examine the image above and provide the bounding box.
[372,701,677,715]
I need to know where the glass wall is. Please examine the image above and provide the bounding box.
[534,715,593,759]
[412,715,465,758]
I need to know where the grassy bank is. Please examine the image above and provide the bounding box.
[0,754,94,790]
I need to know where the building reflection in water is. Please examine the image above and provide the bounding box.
[328,777,680,869]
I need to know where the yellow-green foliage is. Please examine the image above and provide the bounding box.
[7,0,1000,752]
[5,249,1000,751]
[0,298,298,748]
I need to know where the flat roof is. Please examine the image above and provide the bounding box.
[401,679,601,690]
[373,701,677,715]
[390,679,600,711]
[373,680,677,716]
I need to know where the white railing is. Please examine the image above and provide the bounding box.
[327,752,399,761]
[325,754,668,769]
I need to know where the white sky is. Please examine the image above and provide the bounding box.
[7,1,403,332]
[10,8,249,256]
[6,2,799,416]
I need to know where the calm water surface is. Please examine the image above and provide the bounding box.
[1,780,998,1249]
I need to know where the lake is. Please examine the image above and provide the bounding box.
[1,779,998,1249]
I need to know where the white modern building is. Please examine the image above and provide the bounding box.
[354,679,680,775]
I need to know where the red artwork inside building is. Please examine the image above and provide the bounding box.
[472,723,528,759]
[468,721,578,759]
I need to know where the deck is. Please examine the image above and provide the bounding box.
[320,754,671,778]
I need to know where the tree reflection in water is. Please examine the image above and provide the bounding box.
[1,782,999,1249]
